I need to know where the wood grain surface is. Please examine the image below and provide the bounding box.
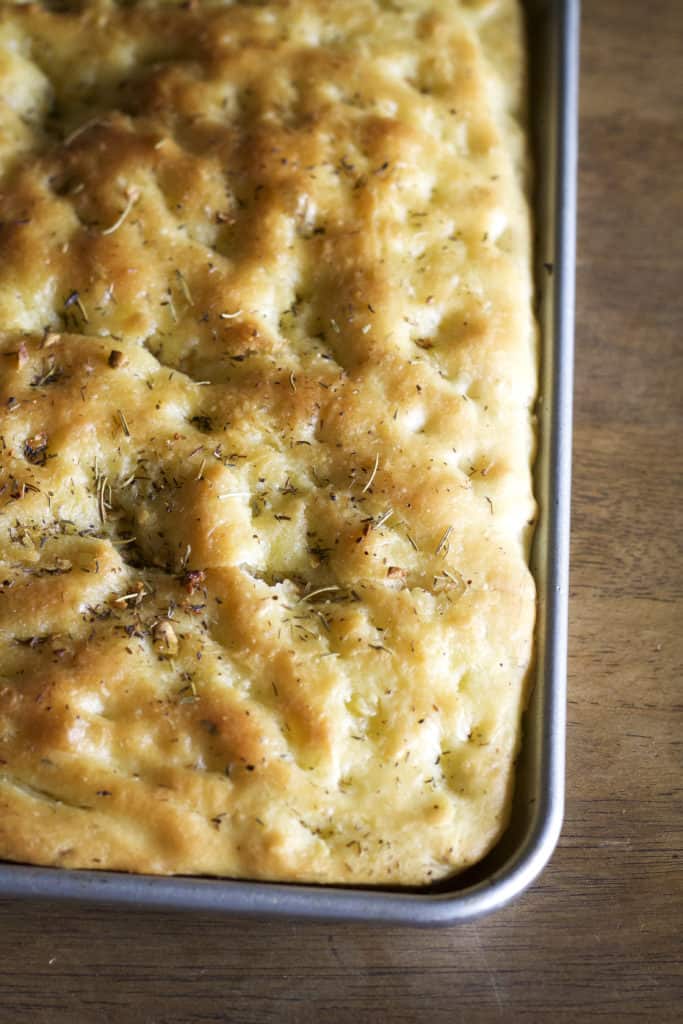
[0,2,681,1021]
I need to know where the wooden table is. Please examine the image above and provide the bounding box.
[0,3,680,1020]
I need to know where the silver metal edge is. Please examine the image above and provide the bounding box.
[0,0,579,925]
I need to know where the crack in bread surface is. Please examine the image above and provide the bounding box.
[0,0,535,884]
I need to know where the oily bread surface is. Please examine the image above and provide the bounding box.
[0,0,535,885]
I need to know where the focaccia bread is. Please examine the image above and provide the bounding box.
[0,0,535,885]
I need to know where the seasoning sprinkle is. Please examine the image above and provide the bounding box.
[362,453,379,494]
[95,469,111,523]
[178,680,198,704]
[300,585,341,603]
[374,508,393,530]
[164,289,178,323]
[117,409,130,437]
[435,526,453,557]
[64,290,88,322]
[24,433,49,466]
[175,269,193,306]
[63,116,106,147]
[31,357,63,387]
[115,589,147,605]
[108,349,126,368]
[153,620,178,654]
[182,569,206,595]
[101,188,140,236]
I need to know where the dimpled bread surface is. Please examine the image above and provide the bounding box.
[0,0,535,885]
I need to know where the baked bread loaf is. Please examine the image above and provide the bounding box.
[0,0,535,885]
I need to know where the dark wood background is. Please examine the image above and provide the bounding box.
[1,2,681,1020]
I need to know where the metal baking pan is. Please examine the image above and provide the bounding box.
[0,0,578,924]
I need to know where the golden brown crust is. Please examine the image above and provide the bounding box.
[0,0,535,885]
